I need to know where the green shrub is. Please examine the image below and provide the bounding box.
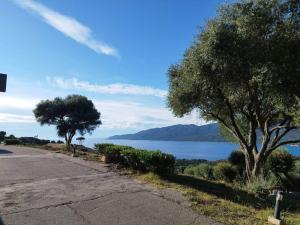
[246,175,276,200]
[228,150,245,168]
[4,138,21,145]
[184,163,213,179]
[19,137,50,145]
[94,143,175,174]
[267,149,295,176]
[94,143,115,154]
[99,145,132,163]
[228,150,246,179]
[213,162,238,182]
[147,151,175,174]
[293,160,300,176]
[184,166,196,176]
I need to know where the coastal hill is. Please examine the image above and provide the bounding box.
[108,123,226,141]
[108,123,300,142]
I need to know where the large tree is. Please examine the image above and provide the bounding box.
[168,0,300,180]
[34,95,101,149]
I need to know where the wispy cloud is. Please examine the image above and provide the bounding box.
[0,95,205,128]
[0,95,39,110]
[13,0,119,57]
[0,113,34,123]
[47,77,168,98]
[94,101,205,129]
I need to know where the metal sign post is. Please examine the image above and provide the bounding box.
[0,74,7,92]
[268,190,283,225]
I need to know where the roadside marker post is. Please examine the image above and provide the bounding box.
[0,73,7,92]
[268,190,283,225]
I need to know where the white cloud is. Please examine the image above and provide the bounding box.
[0,113,34,123]
[0,95,39,110]
[94,101,205,129]
[13,0,119,57]
[0,96,205,128]
[47,77,168,98]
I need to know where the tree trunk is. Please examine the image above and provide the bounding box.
[64,132,75,151]
[242,147,263,181]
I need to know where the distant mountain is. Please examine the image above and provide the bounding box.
[108,123,300,142]
[108,123,226,142]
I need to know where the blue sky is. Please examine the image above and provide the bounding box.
[0,0,232,140]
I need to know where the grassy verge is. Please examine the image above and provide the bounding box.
[137,173,300,225]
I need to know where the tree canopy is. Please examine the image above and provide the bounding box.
[0,131,6,141]
[33,95,101,149]
[168,0,300,180]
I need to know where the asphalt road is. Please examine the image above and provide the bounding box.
[0,145,221,225]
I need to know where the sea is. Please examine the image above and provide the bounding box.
[84,138,300,161]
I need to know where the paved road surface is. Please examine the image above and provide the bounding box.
[0,145,221,225]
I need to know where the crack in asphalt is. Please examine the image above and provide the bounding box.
[0,189,154,216]
[66,204,93,225]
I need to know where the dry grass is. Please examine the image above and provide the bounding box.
[137,173,300,225]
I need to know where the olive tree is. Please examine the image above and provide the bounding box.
[34,95,101,150]
[168,0,300,180]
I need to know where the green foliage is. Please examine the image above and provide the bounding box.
[19,137,50,145]
[94,143,115,154]
[293,160,300,175]
[246,175,276,200]
[4,139,21,145]
[228,150,246,178]
[0,131,6,142]
[167,0,300,180]
[175,159,208,173]
[94,144,175,174]
[34,95,101,149]
[213,162,238,182]
[184,163,214,179]
[228,150,245,167]
[168,0,300,120]
[267,149,295,176]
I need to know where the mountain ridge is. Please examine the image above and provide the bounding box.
[108,123,226,142]
[108,123,300,142]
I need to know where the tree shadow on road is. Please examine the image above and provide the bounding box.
[161,174,272,209]
[0,149,12,154]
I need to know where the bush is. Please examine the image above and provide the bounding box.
[19,137,50,145]
[213,162,238,182]
[96,144,130,163]
[94,143,175,174]
[267,149,295,176]
[228,150,245,168]
[184,166,196,176]
[4,139,21,145]
[246,175,276,200]
[228,150,246,179]
[293,160,300,176]
[184,163,213,179]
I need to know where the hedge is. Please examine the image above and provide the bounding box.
[4,139,22,145]
[213,162,238,182]
[94,143,175,174]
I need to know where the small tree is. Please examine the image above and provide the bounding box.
[168,0,300,180]
[34,95,101,150]
[76,136,85,145]
[0,131,6,142]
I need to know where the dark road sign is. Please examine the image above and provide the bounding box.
[0,74,7,92]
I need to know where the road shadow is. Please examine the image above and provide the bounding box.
[0,217,4,225]
[0,149,12,154]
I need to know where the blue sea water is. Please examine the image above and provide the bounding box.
[84,138,300,160]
